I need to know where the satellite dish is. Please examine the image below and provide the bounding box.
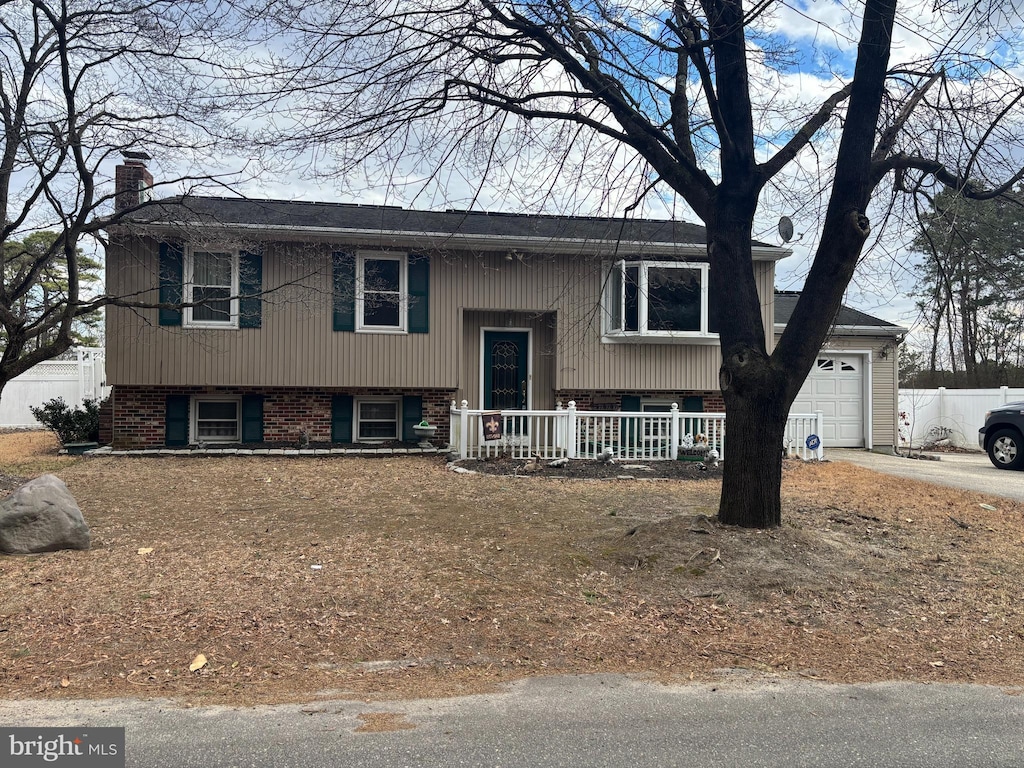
[778,216,794,243]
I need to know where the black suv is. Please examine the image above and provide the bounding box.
[979,401,1024,470]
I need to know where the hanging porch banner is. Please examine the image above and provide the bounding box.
[482,411,503,441]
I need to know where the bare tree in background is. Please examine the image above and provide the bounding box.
[0,0,249,400]
[240,0,1024,527]
[908,186,1024,386]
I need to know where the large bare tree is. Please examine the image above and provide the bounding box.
[246,0,1024,527]
[0,0,250,400]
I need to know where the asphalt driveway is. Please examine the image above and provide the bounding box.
[827,448,1024,502]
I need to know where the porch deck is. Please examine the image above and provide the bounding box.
[449,401,825,462]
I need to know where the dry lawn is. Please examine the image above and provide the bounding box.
[1,431,1022,705]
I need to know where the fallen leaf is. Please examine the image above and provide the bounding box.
[137,547,154,555]
[189,654,208,672]
[60,677,70,688]
[980,503,997,511]
[929,661,945,667]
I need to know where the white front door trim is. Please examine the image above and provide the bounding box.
[479,326,533,410]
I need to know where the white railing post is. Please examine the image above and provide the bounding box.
[459,399,470,459]
[670,403,679,460]
[567,400,578,459]
[554,400,564,453]
[815,410,825,460]
[1002,385,1009,404]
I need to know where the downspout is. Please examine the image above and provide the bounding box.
[865,351,874,450]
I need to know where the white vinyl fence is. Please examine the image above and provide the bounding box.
[0,348,109,428]
[449,400,826,462]
[898,386,1024,450]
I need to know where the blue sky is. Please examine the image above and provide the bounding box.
[141,0,1022,341]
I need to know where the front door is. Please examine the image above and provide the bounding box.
[483,331,529,410]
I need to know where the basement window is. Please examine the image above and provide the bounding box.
[355,398,400,442]
[192,398,241,442]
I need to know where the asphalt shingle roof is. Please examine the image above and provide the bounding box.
[774,290,903,331]
[131,197,711,245]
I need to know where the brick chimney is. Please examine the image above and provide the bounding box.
[114,150,153,212]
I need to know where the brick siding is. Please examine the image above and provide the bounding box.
[111,385,457,449]
[112,385,724,449]
[554,390,725,412]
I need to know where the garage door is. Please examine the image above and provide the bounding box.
[791,355,864,447]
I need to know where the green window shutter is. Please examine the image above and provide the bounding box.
[331,394,354,443]
[241,394,264,443]
[401,395,423,442]
[238,250,263,329]
[332,252,356,332]
[159,242,184,326]
[621,395,642,411]
[165,394,189,446]
[407,255,430,334]
[682,395,705,436]
[621,395,641,447]
[682,395,703,412]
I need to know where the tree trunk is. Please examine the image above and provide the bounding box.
[716,347,790,528]
[705,205,791,529]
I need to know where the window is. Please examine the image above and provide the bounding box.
[603,260,716,339]
[192,398,241,442]
[357,253,407,332]
[355,398,401,441]
[186,248,238,327]
[817,358,858,372]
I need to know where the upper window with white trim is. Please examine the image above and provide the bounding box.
[186,248,238,328]
[357,252,407,332]
[603,260,717,339]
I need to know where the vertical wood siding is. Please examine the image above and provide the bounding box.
[461,310,557,410]
[107,236,776,396]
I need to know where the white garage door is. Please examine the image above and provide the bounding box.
[792,355,864,448]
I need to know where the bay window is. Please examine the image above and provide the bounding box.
[603,260,717,339]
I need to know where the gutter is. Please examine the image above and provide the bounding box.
[774,323,907,337]
[130,221,792,261]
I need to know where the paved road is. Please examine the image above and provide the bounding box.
[2,675,1023,767]
[827,448,1024,501]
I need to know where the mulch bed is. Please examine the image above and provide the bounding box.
[457,454,722,479]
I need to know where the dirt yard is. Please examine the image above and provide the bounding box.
[0,431,1022,705]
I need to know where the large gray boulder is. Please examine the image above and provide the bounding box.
[0,474,90,554]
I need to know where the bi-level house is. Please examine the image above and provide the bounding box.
[104,156,903,451]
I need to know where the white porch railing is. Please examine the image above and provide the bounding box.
[784,412,826,461]
[448,400,826,462]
